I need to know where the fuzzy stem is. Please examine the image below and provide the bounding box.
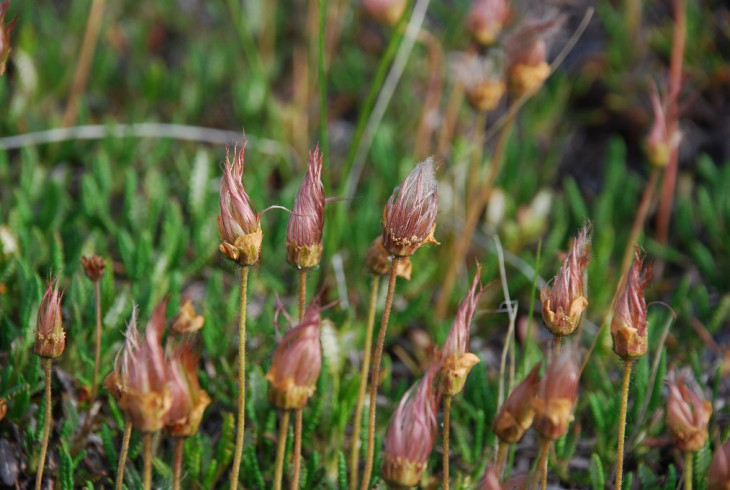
[684,451,693,490]
[143,433,153,490]
[35,358,52,490]
[115,415,132,490]
[298,269,307,322]
[91,281,102,403]
[349,275,381,490]
[615,360,633,490]
[495,441,508,478]
[274,410,291,490]
[360,258,400,490]
[230,266,250,490]
[292,409,303,490]
[173,437,184,490]
[442,395,452,490]
[554,335,562,353]
[538,439,550,490]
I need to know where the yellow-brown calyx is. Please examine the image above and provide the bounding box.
[81,254,106,282]
[34,276,65,359]
[508,61,550,97]
[541,295,588,337]
[171,300,205,335]
[123,386,173,433]
[365,237,412,279]
[362,0,406,26]
[438,353,480,397]
[218,224,263,266]
[166,389,211,437]
[381,454,426,489]
[266,380,317,411]
[466,80,506,113]
[286,242,323,270]
[493,362,541,443]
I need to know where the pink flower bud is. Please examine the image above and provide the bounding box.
[505,17,562,97]
[382,158,439,257]
[532,347,579,441]
[165,339,211,437]
[611,248,652,360]
[81,254,106,282]
[0,1,17,76]
[478,466,503,490]
[493,362,541,443]
[382,366,438,488]
[266,304,322,410]
[287,147,325,269]
[466,0,510,46]
[453,52,506,113]
[666,371,712,453]
[709,439,730,490]
[34,275,65,359]
[645,82,679,168]
[218,142,263,266]
[362,0,407,26]
[541,225,591,337]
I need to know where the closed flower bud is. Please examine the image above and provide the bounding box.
[532,347,579,441]
[645,85,672,168]
[453,52,505,113]
[34,275,65,359]
[287,147,325,269]
[478,466,502,490]
[666,371,712,453]
[709,439,730,490]
[365,237,412,279]
[165,339,210,437]
[438,267,484,396]
[362,0,407,26]
[505,18,562,97]
[171,300,204,335]
[611,248,652,360]
[382,367,438,489]
[541,225,591,337]
[466,0,510,46]
[81,254,105,282]
[493,362,541,443]
[218,143,263,266]
[266,304,322,410]
[0,1,17,76]
[382,157,439,258]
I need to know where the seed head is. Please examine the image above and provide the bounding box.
[382,158,439,258]
[0,1,17,76]
[165,338,211,438]
[34,275,65,359]
[171,300,205,335]
[81,254,106,282]
[505,17,562,97]
[541,225,591,337]
[493,362,541,443]
[666,371,712,453]
[362,0,407,26]
[365,237,412,279]
[611,248,652,360]
[466,0,510,46]
[532,347,579,441]
[453,52,505,113]
[287,147,325,269]
[218,142,263,266]
[709,439,730,490]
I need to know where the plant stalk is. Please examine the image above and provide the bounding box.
[91,281,102,403]
[538,438,550,490]
[442,395,452,490]
[35,358,52,490]
[495,441,508,478]
[615,360,633,490]
[230,266,250,490]
[143,433,153,490]
[684,451,693,490]
[274,410,291,490]
[292,409,303,490]
[298,269,307,322]
[349,274,380,490]
[466,110,489,205]
[173,437,184,490]
[360,257,400,490]
[115,415,132,490]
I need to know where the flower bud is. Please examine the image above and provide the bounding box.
[382,157,439,257]
[365,237,412,279]
[478,466,502,490]
[0,397,7,422]
[382,367,438,488]
[541,225,591,337]
[611,248,651,360]
[645,85,671,168]
[34,275,65,359]
[171,300,204,335]
[287,147,325,269]
[466,0,510,46]
[493,362,541,443]
[532,347,579,441]
[0,1,17,76]
[453,52,505,113]
[266,305,322,410]
[437,267,484,396]
[362,0,407,26]
[709,439,730,490]
[218,143,263,266]
[165,339,211,437]
[505,18,562,97]
[81,254,106,282]
[666,371,712,453]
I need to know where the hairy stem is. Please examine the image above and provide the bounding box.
[91,281,102,403]
[274,410,291,490]
[539,439,550,490]
[143,433,152,490]
[298,269,307,322]
[173,437,184,490]
[230,266,250,490]
[350,275,381,490]
[554,335,562,353]
[684,451,693,490]
[495,441,508,478]
[361,258,400,490]
[115,415,132,490]
[292,409,303,490]
[35,358,52,490]
[442,395,452,490]
[615,361,633,490]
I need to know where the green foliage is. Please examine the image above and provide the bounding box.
[589,453,605,490]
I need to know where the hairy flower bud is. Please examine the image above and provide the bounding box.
[453,52,505,113]
[541,225,591,337]
[165,339,210,437]
[666,371,712,453]
[493,362,541,443]
[266,305,322,410]
[611,248,652,360]
[505,17,562,97]
[218,142,263,266]
[532,347,579,441]
[81,254,106,282]
[382,367,438,488]
[0,1,17,76]
[709,439,730,490]
[171,300,204,335]
[34,275,65,359]
[287,147,325,269]
[365,237,412,279]
[466,0,510,46]
[362,0,407,26]
[478,466,503,490]
[382,158,439,257]
[438,267,484,396]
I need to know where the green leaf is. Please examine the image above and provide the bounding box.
[590,453,605,490]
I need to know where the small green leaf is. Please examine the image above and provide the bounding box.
[590,453,605,490]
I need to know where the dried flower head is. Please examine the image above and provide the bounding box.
[666,371,712,453]
[382,158,439,257]
[171,300,205,335]
[438,267,484,396]
[362,0,407,26]
[382,367,438,488]
[505,17,562,97]
[365,237,412,279]
[466,0,510,46]
[266,304,322,410]
[493,362,541,443]
[611,248,652,360]
[81,254,106,282]
[478,466,503,490]
[709,439,730,490]
[165,339,211,437]
[34,275,65,359]
[287,147,325,269]
[218,142,264,266]
[107,302,171,433]
[532,347,579,441]
[453,52,505,113]
[0,1,17,76]
[541,225,591,337]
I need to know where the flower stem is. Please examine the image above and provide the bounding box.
[173,437,184,490]
[442,395,452,490]
[495,441,508,477]
[230,266,250,490]
[292,409,303,490]
[684,451,693,490]
[143,433,153,490]
[349,275,380,490]
[91,281,102,403]
[360,257,400,490]
[538,438,550,490]
[35,358,52,490]
[554,335,562,353]
[298,269,307,322]
[274,410,291,490]
[115,415,132,490]
[615,360,633,490]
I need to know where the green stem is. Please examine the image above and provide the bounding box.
[274,410,291,490]
[442,395,452,490]
[298,269,307,322]
[35,358,52,490]
[292,409,303,490]
[230,266,250,490]
[495,441,508,478]
[91,281,102,403]
[684,451,693,490]
[173,437,184,490]
[615,361,632,490]
[143,433,152,490]
[115,415,132,490]
[539,439,549,490]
